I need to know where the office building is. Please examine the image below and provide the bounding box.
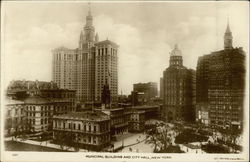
[162,45,195,122]
[196,23,245,129]
[52,6,118,103]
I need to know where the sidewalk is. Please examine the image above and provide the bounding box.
[5,137,88,152]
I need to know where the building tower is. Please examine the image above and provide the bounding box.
[162,44,195,122]
[79,3,96,50]
[224,21,233,50]
[101,79,111,109]
[52,4,118,104]
[196,21,245,129]
[169,44,183,66]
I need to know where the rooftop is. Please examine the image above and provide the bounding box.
[95,40,119,48]
[40,89,76,92]
[54,111,110,121]
[24,96,51,104]
[132,105,159,109]
[52,46,71,52]
[5,98,24,105]
[101,107,124,111]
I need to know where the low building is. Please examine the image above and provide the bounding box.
[129,110,145,132]
[24,95,77,133]
[132,105,160,120]
[100,108,128,136]
[52,111,110,151]
[127,105,160,132]
[131,82,158,106]
[40,89,76,115]
[4,98,27,136]
[24,96,54,132]
[196,103,210,125]
[7,80,58,97]
[40,89,76,108]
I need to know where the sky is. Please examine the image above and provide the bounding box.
[2,1,249,95]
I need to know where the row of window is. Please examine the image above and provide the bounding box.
[54,121,109,132]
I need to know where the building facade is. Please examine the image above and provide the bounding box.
[129,110,145,132]
[53,111,110,151]
[99,108,128,136]
[52,6,118,104]
[5,80,77,134]
[7,80,58,98]
[162,45,195,122]
[23,89,77,133]
[40,89,76,112]
[131,82,158,106]
[196,23,245,129]
[160,77,164,99]
[4,99,27,136]
[24,97,54,132]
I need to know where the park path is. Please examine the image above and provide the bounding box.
[111,132,147,150]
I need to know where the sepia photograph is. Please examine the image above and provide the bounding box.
[1,0,249,161]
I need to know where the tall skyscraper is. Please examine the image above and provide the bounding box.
[196,22,245,129]
[52,5,118,103]
[162,45,195,122]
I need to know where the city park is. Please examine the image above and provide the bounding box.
[5,119,243,153]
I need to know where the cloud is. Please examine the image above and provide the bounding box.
[2,2,248,95]
[3,22,82,87]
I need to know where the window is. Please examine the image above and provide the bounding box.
[94,126,96,132]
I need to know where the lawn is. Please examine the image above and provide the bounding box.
[175,129,208,144]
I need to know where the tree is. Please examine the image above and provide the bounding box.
[218,127,242,153]
[145,133,159,152]
[146,123,175,152]
[55,132,66,150]
[54,130,77,151]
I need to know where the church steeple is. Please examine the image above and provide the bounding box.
[224,19,233,50]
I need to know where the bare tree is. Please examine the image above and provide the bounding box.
[146,123,175,152]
